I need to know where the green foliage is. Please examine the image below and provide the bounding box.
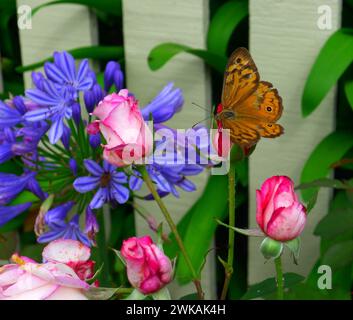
[31,0,122,17]
[147,43,227,73]
[147,0,248,73]
[241,273,304,300]
[302,29,353,117]
[17,46,124,73]
[164,175,230,284]
[207,0,248,56]
[300,131,353,202]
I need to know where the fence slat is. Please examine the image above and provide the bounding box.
[122,0,215,299]
[17,0,97,87]
[248,0,342,284]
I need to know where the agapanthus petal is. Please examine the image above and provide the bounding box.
[48,117,64,144]
[89,188,108,209]
[23,106,59,122]
[111,183,129,204]
[83,159,104,176]
[0,203,32,227]
[73,176,100,193]
[0,101,22,127]
[44,62,67,84]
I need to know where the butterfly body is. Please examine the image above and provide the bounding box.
[215,47,284,149]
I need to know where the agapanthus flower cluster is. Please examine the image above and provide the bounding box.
[0,51,220,247]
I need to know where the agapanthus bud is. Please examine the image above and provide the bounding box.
[89,133,101,149]
[104,61,121,92]
[84,207,99,243]
[69,158,78,177]
[61,125,71,150]
[72,102,81,126]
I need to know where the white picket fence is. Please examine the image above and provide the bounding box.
[0,0,341,298]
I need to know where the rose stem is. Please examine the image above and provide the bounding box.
[96,208,111,286]
[220,159,236,300]
[275,256,284,300]
[140,167,204,300]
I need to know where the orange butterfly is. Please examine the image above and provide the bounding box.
[214,47,284,153]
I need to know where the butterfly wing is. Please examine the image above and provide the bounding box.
[222,118,260,148]
[236,81,283,123]
[221,47,259,108]
[220,47,284,148]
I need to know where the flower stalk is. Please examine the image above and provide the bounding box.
[220,159,236,300]
[274,255,284,300]
[140,166,204,300]
[96,209,110,287]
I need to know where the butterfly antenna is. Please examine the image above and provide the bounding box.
[192,116,212,129]
[191,102,209,112]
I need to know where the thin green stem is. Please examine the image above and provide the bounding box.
[220,160,236,300]
[275,256,284,300]
[96,209,111,287]
[140,167,204,300]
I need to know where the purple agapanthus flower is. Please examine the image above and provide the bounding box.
[141,83,183,123]
[73,159,129,209]
[104,61,124,93]
[23,51,94,144]
[0,97,49,163]
[44,51,94,96]
[0,171,46,206]
[0,203,32,227]
[24,79,76,144]
[129,136,204,199]
[37,201,91,247]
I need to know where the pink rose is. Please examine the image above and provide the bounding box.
[121,235,173,295]
[256,176,306,242]
[91,89,153,167]
[0,240,93,300]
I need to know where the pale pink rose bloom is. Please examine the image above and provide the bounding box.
[0,240,92,300]
[91,89,153,167]
[256,176,307,242]
[121,235,173,295]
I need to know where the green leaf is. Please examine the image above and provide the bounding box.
[296,178,352,190]
[315,208,353,239]
[16,46,124,73]
[344,78,353,110]
[84,287,119,300]
[322,240,353,271]
[151,287,171,300]
[164,175,229,284]
[305,190,319,214]
[302,29,353,117]
[147,43,227,73]
[9,191,38,206]
[207,0,248,56]
[216,219,264,237]
[31,0,121,17]
[241,273,305,300]
[285,238,300,264]
[300,131,353,202]
[125,289,146,300]
[179,293,198,300]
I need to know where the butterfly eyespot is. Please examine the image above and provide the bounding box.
[236,58,241,63]
[267,124,273,127]
[266,106,272,112]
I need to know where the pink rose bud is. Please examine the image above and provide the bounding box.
[91,89,153,167]
[256,176,307,242]
[121,235,173,295]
